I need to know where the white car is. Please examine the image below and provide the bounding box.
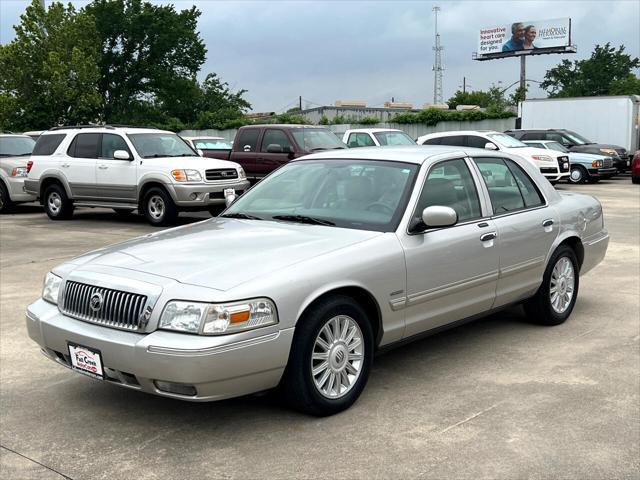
[343,128,415,148]
[24,126,250,225]
[417,130,570,183]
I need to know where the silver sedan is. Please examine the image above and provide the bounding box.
[26,146,609,416]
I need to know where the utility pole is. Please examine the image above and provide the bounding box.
[299,96,302,111]
[519,56,526,100]
[462,76,466,94]
[432,6,444,105]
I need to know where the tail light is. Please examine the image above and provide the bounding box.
[27,160,33,172]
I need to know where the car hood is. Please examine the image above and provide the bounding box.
[65,218,382,291]
[567,152,608,162]
[503,146,561,165]
[142,156,240,171]
[571,144,626,154]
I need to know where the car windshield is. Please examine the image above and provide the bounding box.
[0,136,35,156]
[546,141,569,153]
[488,133,527,148]
[193,138,232,150]
[222,159,419,232]
[564,130,592,145]
[128,133,198,158]
[291,129,346,152]
[373,131,416,146]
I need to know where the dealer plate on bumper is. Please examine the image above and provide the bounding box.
[68,343,104,380]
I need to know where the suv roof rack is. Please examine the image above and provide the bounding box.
[48,124,159,131]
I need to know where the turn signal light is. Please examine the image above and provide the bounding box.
[171,170,187,181]
[230,310,251,324]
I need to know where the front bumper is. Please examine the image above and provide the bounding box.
[541,170,570,182]
[588,167,618,178]
[26,298,293,402]
[170,180,251,207]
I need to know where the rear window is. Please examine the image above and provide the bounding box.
[68,133,101,158]
[32,134,66,156]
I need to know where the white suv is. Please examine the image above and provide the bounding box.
[25,126,250,225]
[417,130,570,183]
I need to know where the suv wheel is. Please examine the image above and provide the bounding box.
[143,188,178,226]
[524,245,579,326]
[0,182,13,213]
[280,295,374,416]
[569,165,588,184]
[44,184,74,220]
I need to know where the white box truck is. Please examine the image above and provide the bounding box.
[519,95,640,153]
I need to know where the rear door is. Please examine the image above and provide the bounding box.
[255,128,295,177]
[471,156,558,307]
[96,133,137,203]
[64,133,99,199]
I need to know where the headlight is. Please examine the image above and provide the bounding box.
[159,298,278,335]
[11,167,28,177]
[238,167,246,179]
[42,272,62,304]
[531,155,553,163]
[592,160,603,167]
[171,169,202,182]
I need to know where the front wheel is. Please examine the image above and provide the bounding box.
[524,245,579,326]
[142,188,178,226]
[280,295,374,416]
[569,165,588,184]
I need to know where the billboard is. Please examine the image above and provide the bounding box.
[477,18,571,59]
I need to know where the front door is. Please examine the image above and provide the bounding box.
[255,129,294,178]
[96,133,137,203]
[399,157,499,338]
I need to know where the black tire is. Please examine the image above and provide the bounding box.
[113,208,135,216]
[142,187,178,226]
[524,245,580,326]
[0,182,14,214]
[43,183,74,220]
[569,165,588,184]
[280,295,374,416]
[633,177,640,184]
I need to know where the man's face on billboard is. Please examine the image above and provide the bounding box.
[515,24,525,40]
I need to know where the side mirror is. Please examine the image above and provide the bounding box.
[484,142,498,150]
[197,149,204,157]
[113,150,130,160]
[422,206,458,228]
[266,143,283,153]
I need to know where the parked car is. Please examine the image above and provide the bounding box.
[417,130,570,183]
[0,133,37,212]
[342,128,416,147]
[24,125,250,226]
[22,130,44,141]
[215,124,346,181]
[26,146,608,416]
[632,151,640,184]
[181,136,233,160]
[505,128,630,173]
[522,140,617,184]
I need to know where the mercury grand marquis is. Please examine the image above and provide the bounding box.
[26,146,609,416]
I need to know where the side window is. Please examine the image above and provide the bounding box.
[413,158,482,228]
[526,142,545,149]
[547,132,566,144]
[261,129,293,152]
[32,134,66,155]
[467,135,490,149]
[347,133,359,148]
[522,132,543,140]
[474,157,525,213]
[421,137,441,145]
[237,128,260,152]
[438,135,466,146]
[101,134,131,159]
[504,159,545,207]
[68,133,100,158]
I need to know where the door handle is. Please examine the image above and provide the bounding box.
[61,163,70,168]
[542,219,554,228]
[477,222,489,228]
[256,157,264,162]
[98,164,108,170]
[480,232,497,242]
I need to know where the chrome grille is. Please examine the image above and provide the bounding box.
[603,157,613,168]
[61,281,148,331]
[205,169,238,181]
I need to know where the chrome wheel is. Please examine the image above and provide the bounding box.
[148,195,165,220]
[48,192,62,215]
[570,167,584,183]
[550,257,575,314]
[311,315,364,399]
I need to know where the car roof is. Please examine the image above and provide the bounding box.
[182,136,226,140]
[41,126,170,135]
[293,145,512,165]
[420,130,500,138]
[0,133,32,139]
[506,128,570,132]
[344,128,403,134]
[243,124,329,129]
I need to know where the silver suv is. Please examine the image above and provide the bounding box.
[0,133,37,213]
[24,125,250,225]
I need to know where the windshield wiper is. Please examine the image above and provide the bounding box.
[220,212,263,220]
[272,214,335,226]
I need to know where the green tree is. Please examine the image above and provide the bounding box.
[0,0,101,130]
[85,0,207,123]
[191,73,251,129]
[446,86,508,111]
[541,43,640,97]
[609,74,640,95]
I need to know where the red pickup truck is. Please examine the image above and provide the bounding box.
[211,124,347,181]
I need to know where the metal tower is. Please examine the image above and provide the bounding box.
[432,6,444,105]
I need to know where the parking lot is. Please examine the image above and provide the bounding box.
[0,178,638,479]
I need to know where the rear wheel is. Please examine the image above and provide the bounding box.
[280,295,373,416]
[569,165,588,184]
[524,245,579,326]
[633,176,640,184]
[142,188,178,226]
[0,182,13,213]
[43,184,74,220]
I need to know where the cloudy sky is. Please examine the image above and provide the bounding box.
[1,0,638,112]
